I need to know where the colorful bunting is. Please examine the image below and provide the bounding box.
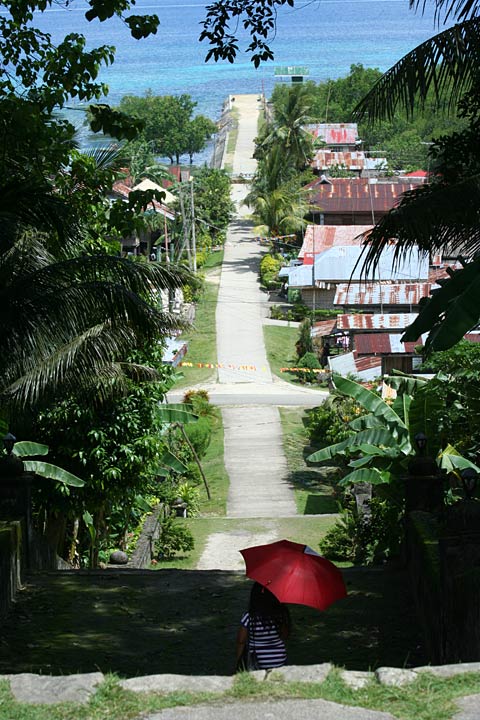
[178,361,329,374]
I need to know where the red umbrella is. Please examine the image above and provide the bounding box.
[240,539,347,611]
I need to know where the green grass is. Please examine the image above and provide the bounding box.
[2,672,480,720]
[279,407,338,515]
[154,515,340,571]
[174,276,220,390]
[263,324,299,384]
[197,407,229,516]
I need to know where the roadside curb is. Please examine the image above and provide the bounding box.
[2,662,480,706]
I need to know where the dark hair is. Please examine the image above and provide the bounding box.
[249,582,290,632]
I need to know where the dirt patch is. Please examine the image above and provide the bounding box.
[0,566,426,677]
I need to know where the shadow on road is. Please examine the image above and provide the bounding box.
[0,566,426,677]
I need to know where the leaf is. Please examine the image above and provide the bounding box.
[348,415,384,431]
[13,441,49,457]
[154,449,188,475]
[408,382,445,455]
[156,405,198,425]
[332,374,407,431]
[437,444,480,474]
[134,494,153,513]
[307,427,402,464]
[338,468,393,486]
[23,461,85,487]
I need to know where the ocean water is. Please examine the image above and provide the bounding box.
[24,0,449,157]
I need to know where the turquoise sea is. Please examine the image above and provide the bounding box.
[25,0,450,157]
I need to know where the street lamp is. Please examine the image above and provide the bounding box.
[3,432,16,455]
[414,432,427,454]
[460,468,478,500]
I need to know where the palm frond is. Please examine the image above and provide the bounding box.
[354,18,480,122]
[411,0,480,23]
[359,175,480,275]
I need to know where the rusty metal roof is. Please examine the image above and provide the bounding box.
[311,319,338,337]
[299,225,373,259]
[305,123,359,146]
[354,333,421,354]
[336,313,418,330]
[306,178,426,214]
[334,282,436,307]
[312,150,365,171]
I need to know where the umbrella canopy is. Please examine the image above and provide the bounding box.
[240,539,347,611]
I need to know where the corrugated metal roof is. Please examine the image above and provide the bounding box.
[328,352,381,380]
[306,178,426,214]
[311,319,338,338]
[354,333,422,354]
[305,123,359,146]
[334,282,436,306]
[336,313,418,330]
[315,246,428,283]
[312,150,365,171]
[288,246,429,287]
[299,225,373,260]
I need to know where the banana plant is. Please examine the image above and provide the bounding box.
[307,373,480,488]
[5,439,84,487]
[155,403,211,499]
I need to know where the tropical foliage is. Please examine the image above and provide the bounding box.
[307,371,480,562]
[118,93,216,163]
[352,1,480,351]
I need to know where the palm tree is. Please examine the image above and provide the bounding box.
[0,176,188,421]
[353,1,480,351]
[260,84,315,171]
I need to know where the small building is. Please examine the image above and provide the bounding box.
[274,66,309,83]
[305,123,360,151]
[287,245,429,310]
[299,224,373,264]
[334,282,437,313]
[305,177,426,225]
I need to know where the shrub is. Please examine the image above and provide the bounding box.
[154,516,194,560]
[183,388,210,404]
[176,481,200,516]
[296,351,321,383]
[259,253,283,288]
[296,318,313,358]
[319,498,403,565]
[184,415,212,456]
[306,396,360,448]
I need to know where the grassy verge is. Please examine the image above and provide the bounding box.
[263,325,326,390]
[2,671,480,720]
[196,406,229,517]
[279,407,338,515]
[173,254,223,390]
[263,324,299,384]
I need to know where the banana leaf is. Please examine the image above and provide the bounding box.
[23,461,85,486]
[333,374,407,430]
[156,405,198,425]
[338,467,393,486]
[308,427,402,464]
[154,449,189,476]
[437,444,480,475]
[408,383,445,456]
[349,415,385,431]
[13,441,49,457]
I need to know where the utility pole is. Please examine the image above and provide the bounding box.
[178,184,192,270]
[190,177,197,273]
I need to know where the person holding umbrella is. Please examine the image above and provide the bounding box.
[236,540,347,672]
[236,582,291,673]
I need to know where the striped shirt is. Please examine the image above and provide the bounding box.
[240,611,287,669]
